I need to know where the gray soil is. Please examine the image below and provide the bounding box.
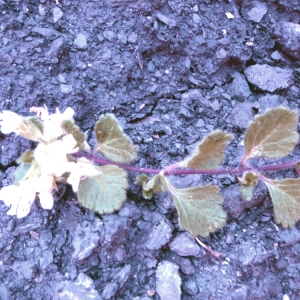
[0,0,300,299]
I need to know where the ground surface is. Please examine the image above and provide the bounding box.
[0,0,300,299]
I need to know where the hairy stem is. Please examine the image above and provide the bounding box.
[74,153,298,176]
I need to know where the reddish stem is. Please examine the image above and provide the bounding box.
[74,152,299,176]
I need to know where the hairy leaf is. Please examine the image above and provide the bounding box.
[179,130,233,170]
[243,107,299,163]
[136,174,164,199]
[264,178,300,228]
[94,114,138,163]
[14,163,33,186]
[162,177,226,237]
[18,150,35,163]
[238,171,259,201]
[61,120,86,151]
[20,117,44,141]
[78,165,128,214]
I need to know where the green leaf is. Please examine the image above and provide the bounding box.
[179,130,233,170]
[14,162,33,186]
[77,165,128,214]
[20,117,44,141]
[17,150,35,163]
[162,177,226,237]
[94,114,138,163]
[61,120,86,151]
[243,107,299,163]
[238,171,259,201]
[135,174,164,199]
[264,177,300,228]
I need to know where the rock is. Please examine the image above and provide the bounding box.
[72,220,103,260]
[246,2,267,23]
[53,7,63,22]
[57,273,101,300]
[273,22,300,59]
[182,279,199,296]
[256,94,288,114]
[278,226,300,245]
[244,64,293,92]
[32,27,61,40]
[114,264,131,288]
[226,102,254,130]
[102,282,119,299]
[192,14,201,24]
[216,48,226,59]
[169,232,201,257]
[271,50,282,60]
[39,230,53,250]
[142,219,173,250]
[61,84,72,94]
[230,73,251,101]
[156,261,181,300]
[39,249,53,270]
[156,12,176,27]
[46,37,64,63]
[12,260,36,280]
[74,33,87,49]
[102,215,129,245]
[103,30,116,41]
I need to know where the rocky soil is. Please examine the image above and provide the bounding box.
[0,0,300,299]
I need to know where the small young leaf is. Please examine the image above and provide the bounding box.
[61,120,86,151]
[135,174,164,199]
[94,114,138,163]
[14,162,33,186]
[264,178,300,228]
[243,107,299,163]
[77,165,128,214]
[179,130,233,170]
[17,150,35,163]
[162,177,226,237]
[238,171,259,201]
[20,117,44,141]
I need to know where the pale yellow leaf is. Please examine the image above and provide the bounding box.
[94,114,138,163]
[238,171,259,201]
[264,177,300,228]
[162,177,226,237]
[77,165,128,214]
[179,130,233,170]
[243,107,299,163]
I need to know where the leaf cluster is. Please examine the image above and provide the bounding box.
[1,106,300,240]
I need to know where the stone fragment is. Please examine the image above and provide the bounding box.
[273,22,300,59]
[230,73,251,101]
[143,220,173,250]
[46,37,64,63]
[157,12,176,27]
[246,2,267,23]
[53,7,63,22]
[226,102,254,130]
[114,265,131,287]
[256,94,288,114]
[182,279,199,296]
[32,27,61,40]
[61,84,72,94]
[216,48,226,59]
[192,14,201,24]
[169,232,201,256]
[74,33,87,49]
[103,30,116,41]
[244,64,293,92]
[39,249,53,270]
[12,260,36,280]
[102,282,119,299]
[72,220,103,260]
[57,273,101,300]
[156,261,181,300]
